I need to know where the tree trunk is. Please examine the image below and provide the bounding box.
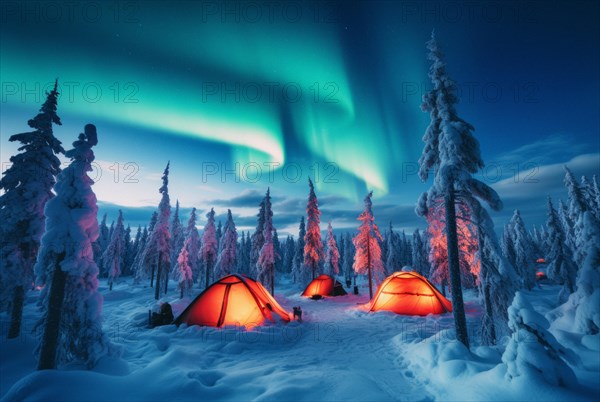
[312,261,315,280]
[8,285,25,339]
[150,263,155,288]
[109,281,113,291]
[155,253,162,300]
[180,287,183,299]
[38,252,67,370]
[444,188,470,349]
[441,278,447,297]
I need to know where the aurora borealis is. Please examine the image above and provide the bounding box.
[1,0,599,234]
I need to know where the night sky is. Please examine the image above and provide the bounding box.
[1,0,599,235]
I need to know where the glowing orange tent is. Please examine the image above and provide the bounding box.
[368,271,452,316]
[174,274,291,329]
[302,274,347,298]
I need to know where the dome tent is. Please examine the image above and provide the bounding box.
[174,274,291,329]
[302,274,347,298]
[368,271,452,316]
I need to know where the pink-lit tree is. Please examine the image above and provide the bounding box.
[304,178,324,280]
[353,191,384,298]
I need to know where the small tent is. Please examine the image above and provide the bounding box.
[369,271,452,316]
[302,274,347,298]
[174,274,291,329]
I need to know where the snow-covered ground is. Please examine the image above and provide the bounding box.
[1,275,598,401]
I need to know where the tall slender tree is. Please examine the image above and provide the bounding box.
[563,211,600,334]
[0,81,64,339]
[170,200,185,272]
[324,222,340,276]
[385,223,401,274]
[304,178,324,280]
[546,197,577,303]
[35,124,110,369]
[176,208,200,297]
[250,199,266,278]
[292,217,306,283]
[353,191,384,298]
[564,167,589,266]
[416,32,505,348]
[343,234,354,285]
[143,163,172,300]
[411,229,429,276]
[200,208,218,288]
[215,209,238,278]
[257,189,276,294]
[509,210,536,290]
[102,210,125,291]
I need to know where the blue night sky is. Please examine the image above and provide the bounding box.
[1,0,599,236]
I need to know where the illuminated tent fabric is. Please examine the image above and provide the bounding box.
[302,274,347,297]
[174,274,291,329]
[368,271,452,316]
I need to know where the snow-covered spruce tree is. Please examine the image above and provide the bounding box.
[564,167,590,267]
[132,225,148,284]
[469,200,518,345]
[502,292,577,387]
[249,199,266,278]
[563,211,600,334]
[343,234,354,285]
[400,231,413,267]
[501,221,517,268]
[416,32,506,348]
[215,209,238,278]
[92,214,110,267]
[102,210,125,291]
[284,235,295,273]
[557,199,576,261]
[304,178,324,280]
[200,208,218,288]
[257,189,276,294]
[136,211,159,286]
[35,124,110,369]
[589,175,600,218]
[179,208,200,284]
[411,229,429,276]
[237,231,246,274]
[580,176,595,213]
[122,225,133,276]
[0,81,64,339]
[175,208,199,297]
[324,222,340,276]
[216,220,223,250]
[273,229,283,273]
[353,191,384,298]
[509,210,536,290]
[124,225,139,276]
[338,232,346,274]
[170,200,184,272]
[546,197,577,303]
[385,223,401,274]
[143,163,171,300]
[176,245,193,299]
[292,217,306,283]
